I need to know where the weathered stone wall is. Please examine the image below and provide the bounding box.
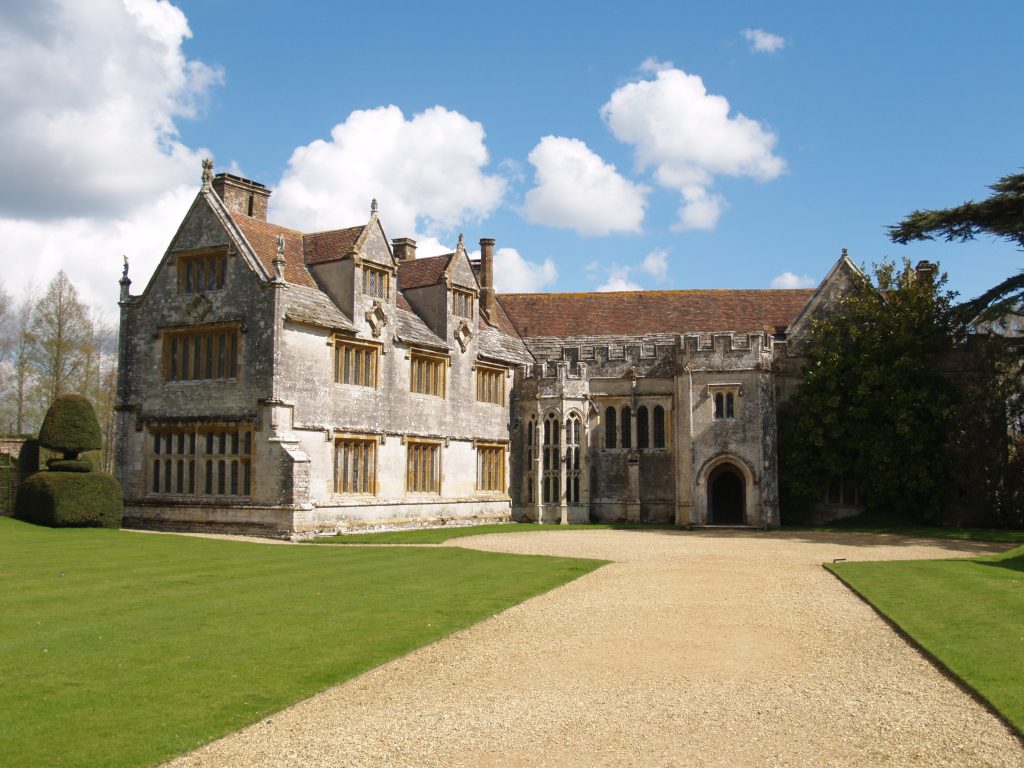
[513,330,782,527]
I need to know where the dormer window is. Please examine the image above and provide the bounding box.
[178,251,226,294]
[362,265,389,299]
[453,288,474,319]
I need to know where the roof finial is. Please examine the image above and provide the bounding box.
[457,232,465,251]
[370,198,379,215]
[119,254,131,300]
[273,234,287,282]
[201,158,214,188]
[841,247,848,259]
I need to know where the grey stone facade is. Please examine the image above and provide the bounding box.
[116,166,857,537]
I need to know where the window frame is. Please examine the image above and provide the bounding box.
[452,287,475,319]
[333,336,380,388]
[148,423,253,499]
[709,384,742,420]
[653,405,666,448]
[476,363,506,405]
[163,324,240,382]
[542,413,560,504]
[525,417,537,503]
[476,443,506,493]
[335,435,377,495]
[565,413,582,504]
[636,405,649,450]
[604,406,617,449]
[410,350,448,398]
[406,439,441,494]
[176,249,227,294]
[361,264,390,299]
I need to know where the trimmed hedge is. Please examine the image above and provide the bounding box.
[38,394,102,459]
[46,458,93,473]
[14,472,122,529]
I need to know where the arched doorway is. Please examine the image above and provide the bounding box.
[708,464,745,524]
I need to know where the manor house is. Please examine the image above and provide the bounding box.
[115,163,860,536]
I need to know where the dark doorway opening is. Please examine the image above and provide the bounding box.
[708,464,745,525]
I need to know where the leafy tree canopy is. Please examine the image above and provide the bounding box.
[779,259,959,523]
[888,172,1024,323]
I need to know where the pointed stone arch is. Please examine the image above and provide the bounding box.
[695,454,758,526]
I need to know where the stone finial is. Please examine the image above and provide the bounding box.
[119,254,131,301]
[201,158,214,188]
[273,233,287,282]
[371,198,379,215]
[457,233,465,252]
[841,247,848,259]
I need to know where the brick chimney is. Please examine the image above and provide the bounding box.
[392,237,417,262]
[212,173,271,221]
[479,237,497,319]
[914,260,937,284]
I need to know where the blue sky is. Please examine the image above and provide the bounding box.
[1,0,1021,316]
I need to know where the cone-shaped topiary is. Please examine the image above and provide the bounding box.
[38,394,102,461]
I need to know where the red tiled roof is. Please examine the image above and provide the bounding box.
[230,214,318,288]
[396,292,413,312]
[483,296,523,338]
[397,254,452,290]
[304,227,363,264]
[497,289,816,337]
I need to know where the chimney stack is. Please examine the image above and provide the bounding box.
[914,259,937,284]
[211,173,271,221]
[392,237,417,262]
[479,237,497,319]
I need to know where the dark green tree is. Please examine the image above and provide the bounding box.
[779,259,959,523]
[38,393,102,462]
[888,172,1024,323]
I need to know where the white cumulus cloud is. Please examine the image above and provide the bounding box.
[770,272,816,289]
[601,66,785,230]
[272,105,506,241]
[0,0,220,318]
[522,136,649,236]
[469,246,558,293]
[596,264,642,292]
[742,28,786,54]
[0,0,218,218]
[641,248,669,281]
[639,57,675,73]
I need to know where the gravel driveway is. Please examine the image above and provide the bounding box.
[168,530,1023,767]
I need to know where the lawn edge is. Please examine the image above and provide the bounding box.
[824,563,1024,743]
[162,552,610,765]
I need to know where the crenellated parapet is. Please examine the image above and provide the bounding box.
[677,331,777,372]
[515,360,591,400]
[518,330,779,380]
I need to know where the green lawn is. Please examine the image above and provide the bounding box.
[0,518,605,768]
[828,544,1024,735]
[308,521,676,544]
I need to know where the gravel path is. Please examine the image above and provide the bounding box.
[167,530,1023,767]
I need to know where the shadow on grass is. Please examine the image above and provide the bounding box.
[976,552,1024,572]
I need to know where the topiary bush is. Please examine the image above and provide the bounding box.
[14,472,122,529]
[15,393,123,529]
[38,394,102,460]
[46,459,93,473]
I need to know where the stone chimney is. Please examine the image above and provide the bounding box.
[479,237,497,319]
[392,237,417,262]
[914,260,937,284]
[212,173,271,220]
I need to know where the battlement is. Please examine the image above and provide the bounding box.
[522,331,775,380]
